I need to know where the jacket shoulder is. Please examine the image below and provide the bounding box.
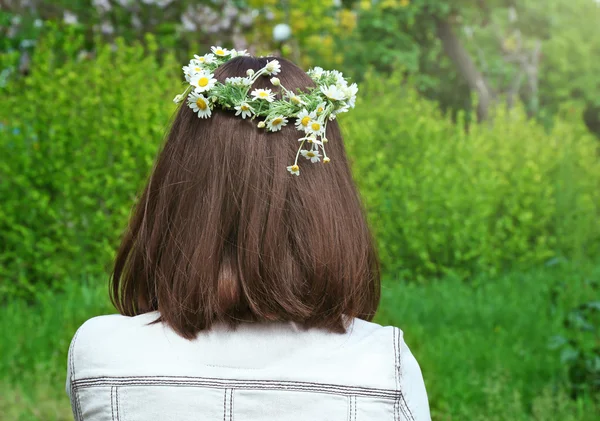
[66,313,157,384]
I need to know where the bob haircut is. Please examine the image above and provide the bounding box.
[110,56,380,339]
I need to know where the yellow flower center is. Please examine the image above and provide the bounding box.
[317,106,324,114]
[291,165,299,171]
[215,49,225,56]
[259,91,268,98]
[272,118,283,126]
[194,67,201,72]
[198,77,209,87]
[198,57,205,62]
[241,104,250,111]
[196,98,207,110]
[301,116,311,126]
[307,152,315,158]
[311,122,321,131]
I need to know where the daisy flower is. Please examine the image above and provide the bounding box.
[301,149,322,163]
[288,93,307,105]
[267,115,288,131]
[225,76,252,87]
[298,135,322,145]
[264,60,281,75]
[211,46,230,57]
[329,70,347,86]
[295,109,315,131]
[251,88,275,102]
[320,84,346,101]
[343,83,358,108]
[190,70,217,93]
[233,49,249,57]
[314,101,327,115]
[193,53,216,65]
[182,60,203,80]
[235,102,254,119]
[287,164,300,176]
[188,92,212,118]
[305,119,325,136]
[225,76,242,85]
[309,66,325,79]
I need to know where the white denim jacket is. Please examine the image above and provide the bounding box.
[66,312,431,421]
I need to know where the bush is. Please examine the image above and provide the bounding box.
[0,29,178,297]
[343,73,600,281]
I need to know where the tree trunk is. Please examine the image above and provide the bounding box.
[435,17,493,121]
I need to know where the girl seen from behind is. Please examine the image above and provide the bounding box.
[66,48,431,421]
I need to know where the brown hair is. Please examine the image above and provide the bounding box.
[110,56,380,339]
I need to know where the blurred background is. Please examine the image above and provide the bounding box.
[1,0,599,419]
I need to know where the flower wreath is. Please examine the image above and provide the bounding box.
[172,46,358,176]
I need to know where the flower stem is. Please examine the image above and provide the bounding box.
[294,139,306,165]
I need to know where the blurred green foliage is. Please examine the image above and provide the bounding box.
[344,72,600,281]
[343,0,600,129]
[0,27,178,297]
[0,0,255,56]
[247,0,349,68]
[2,1,599,133]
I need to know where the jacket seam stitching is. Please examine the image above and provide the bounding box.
[73,375,398,394]
[74,382,397,397]
[229,388,233,421]
[400,397,413,421]
[397,328,410,421]
[223,388,227,421]
[79,384,395,399]
[393,328,399,421]
[347,395,351,421]
[69,327,83,421]
[117,387,121,421]
[397,329,415,421]
[396,328,410,421]
[73,381,398,400]
[110,387,115,421]
[397,327,405,421]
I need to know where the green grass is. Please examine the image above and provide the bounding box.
[0,279,113,421]
[376,261,600,419]
[1,261,598,420]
